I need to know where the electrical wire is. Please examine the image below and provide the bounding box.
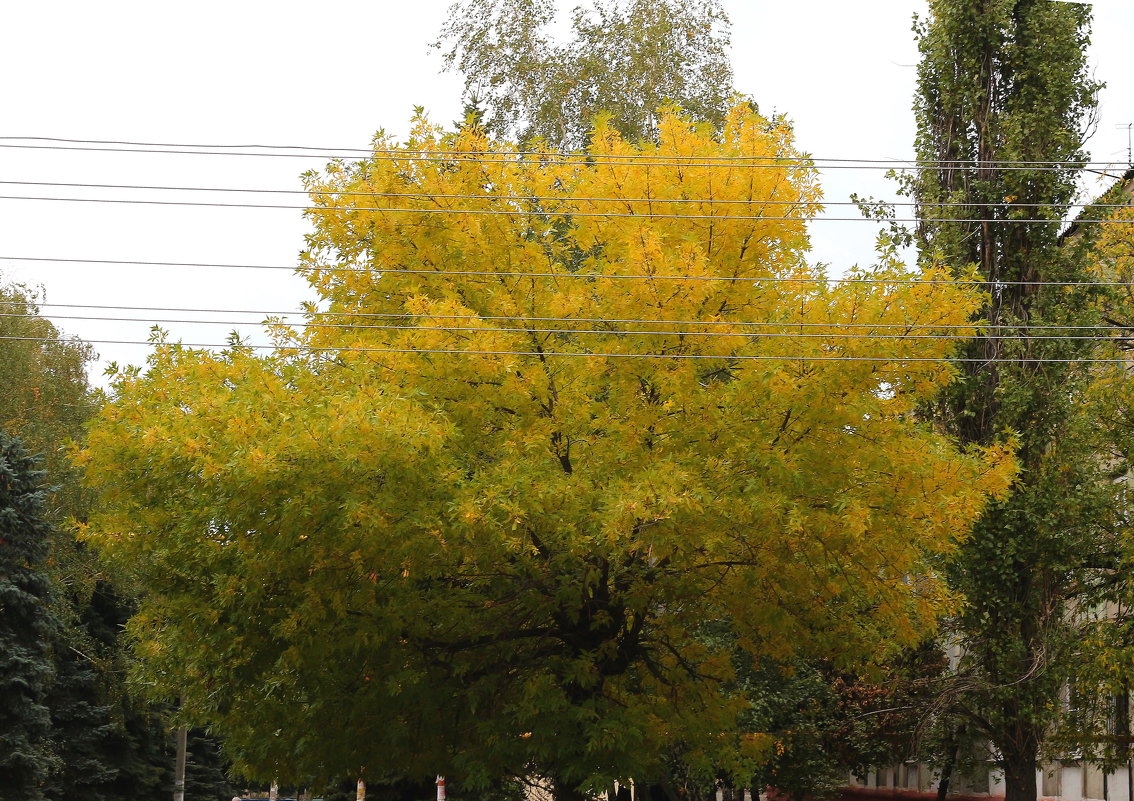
[3,311,1128,342]
[0,136,1102,165]
[0,142,1124,365]
[0,140,1129,173]
[0,136,381,153]
[2,334,1129,363]
[4,255,1134,286]
[2,194,1129,223]
[2,179,1130,211]
[4,299,1129,331]
[0,136,1130,170]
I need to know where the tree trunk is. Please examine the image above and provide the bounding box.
[553,779,589,801]
[1001,738,1039,801]
[936,729,960,801]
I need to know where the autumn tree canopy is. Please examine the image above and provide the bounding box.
[80,107,1013,798]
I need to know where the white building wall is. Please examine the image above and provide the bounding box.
[1063,763,1085,801]
[843,761,1134,801]
[1113,765,1132,801]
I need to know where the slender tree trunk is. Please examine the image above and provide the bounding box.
[936,728,961,801]
[173,727,187,801]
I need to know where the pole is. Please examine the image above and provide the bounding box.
[357,777,366,801]
[437,776,446,801]
[270,780,279,801]
[173,727,187,801]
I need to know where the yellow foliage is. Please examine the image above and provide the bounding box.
[79,106,1014,786]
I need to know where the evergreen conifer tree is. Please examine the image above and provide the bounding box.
[42,641,117,800]
[0,430,60,800]
[47,584,181,799]
[184,727,237,801]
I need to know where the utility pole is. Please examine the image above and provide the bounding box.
[1118,123,1133,168]
[173,727,187,801]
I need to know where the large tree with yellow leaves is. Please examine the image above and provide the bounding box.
[79,108,1013,799]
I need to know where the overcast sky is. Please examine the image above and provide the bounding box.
[1,0,1130,385]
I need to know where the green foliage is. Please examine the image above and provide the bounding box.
[0,279,180,800]
[42,638,118,799]
[0,278,98,525]
[910,2,1129,798]
[1062,183,1134,766]
[0,431,60,801]
[100,705,172,798]
[717,638,948,801]
[0,278,114,788]
[42,583,183,800]
[435,0,735,149]
[321,776,523,801]
[184,728,238,801]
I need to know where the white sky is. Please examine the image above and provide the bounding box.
[0,0,1130,385]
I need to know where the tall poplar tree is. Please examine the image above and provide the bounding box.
[911,3,1123,801]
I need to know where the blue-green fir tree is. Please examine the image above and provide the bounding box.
[0,430,60,800]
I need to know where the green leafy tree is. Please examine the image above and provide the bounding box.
[1059,176,1134,773]
[0,431,60,801]
[0,278,97,525]
[910,3,1127,800]
[435,0,734,149]
[705,633,946,801]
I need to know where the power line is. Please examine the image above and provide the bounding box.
[3,310,1127,342]
[3,299,1127,331]
[0,194,1128,223]
[0,136,380,153]
[0,135,1130,170]
[2,334,1129,363]
[0,140,1130,174]
[2,179,1130,211]
[5,255,1134,286]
